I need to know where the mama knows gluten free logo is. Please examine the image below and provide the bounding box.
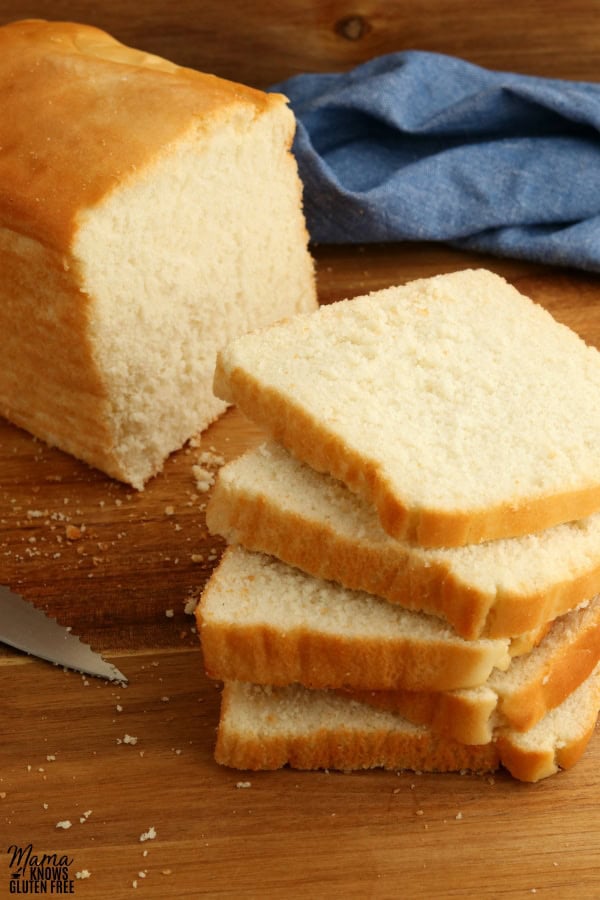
[7,844,75,894]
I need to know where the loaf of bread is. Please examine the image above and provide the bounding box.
[207,442,600,639]
[214,269,600,546]
[215,667,600,782]
[0,19,316,487]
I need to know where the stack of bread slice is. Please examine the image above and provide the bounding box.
[196,268,600,782]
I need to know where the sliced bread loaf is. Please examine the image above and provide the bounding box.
[0,20,315,488]
[199,547,521,692]
[206,442,600,639]
[215,666,600,782]
[214,269,600,546]
[344,594,600,744]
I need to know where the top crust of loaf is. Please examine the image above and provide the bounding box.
[214,269,600,547]
[0,19,289,251]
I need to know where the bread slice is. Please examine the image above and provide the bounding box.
[207,442,600,639]
[344,594,600,744]
[0,20,315,488]
[198,547,521,692]
[214,666,600,782]
[214,269,600,547]
[216,681,499,776]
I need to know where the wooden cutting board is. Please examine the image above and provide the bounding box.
[2,243,600,899]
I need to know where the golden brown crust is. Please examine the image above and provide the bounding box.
[0,19,284,251]
[198,612,509,694]
[213,361,600,549]
[343,606,600,743]
[499,621,600,731]
[495,722,597,783]
[0,234,117,470]
[341,688,498,746]
[483,566,600,639]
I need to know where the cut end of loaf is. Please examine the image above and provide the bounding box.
[72,107,314,488]
[0,21,316,488]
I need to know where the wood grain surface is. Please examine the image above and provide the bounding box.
[1,1,600,87]
[2,4,600,897]
[2,244,600,899]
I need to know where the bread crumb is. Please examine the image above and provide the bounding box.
[56,820,72,829]
[164,505,175,516]
[139,827,157,842]
[65,524,82,541]
[455,812,463,820]
[165,609,174,618]
[236,781,252,789]
[184,593,199,615]
[192,465,215,492]
[199,449,225,467]
[75,871,91,880]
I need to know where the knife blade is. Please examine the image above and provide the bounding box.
[0,584,127,682]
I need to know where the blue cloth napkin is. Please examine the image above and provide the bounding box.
[271,52,600,272]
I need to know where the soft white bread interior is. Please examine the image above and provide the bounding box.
[198,546,523,693]
[345,594,600,744]
[207,442,600,639]
[214,269,600,546]
[0,19,315,488]
[215,666,600,782]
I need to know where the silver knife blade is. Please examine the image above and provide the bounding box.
[0,584,127,682]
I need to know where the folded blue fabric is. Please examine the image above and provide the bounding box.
[271,52,600,271]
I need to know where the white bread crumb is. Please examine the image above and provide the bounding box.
[139,827,157,842]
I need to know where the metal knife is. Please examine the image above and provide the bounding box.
[0,584,127,682]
